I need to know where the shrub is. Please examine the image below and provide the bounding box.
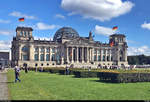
[74,71,99,78]
[98,72,150,83]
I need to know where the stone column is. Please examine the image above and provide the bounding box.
[71,47,73,63]
[87,47,89,63]
[44,47,46,61]
[91,48,94,62]
[82,47,84,63]
[76,47,79,63]
[66,47,69,63]
[101,49,103,62]
[89,48,90,62]
[117,48,120,62]
[49,47,51,61]
[109,49,111,61]
[38,47,40,61]
[124,48,127,62]
[29,44,34,61]
[19,45,22,61]
[96,49,98,62]
[105,49,107,61]
[61,46,64,64]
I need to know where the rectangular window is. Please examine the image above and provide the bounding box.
[40,54,44,61]
[98,55,101,61]
[40,48,44,53]
[94,49,97,54]
[24,31,26,36]
[94,55,97,61]
[52,48,55,53]
[34,54,38,61]
[46,54,50,61]
[46,48,50,53]
[103,55,105,61]
[107,56,109,61]
[23,55,28,61]
[34,48,38,52]
[111,56,113,61]
[52,54,55,61]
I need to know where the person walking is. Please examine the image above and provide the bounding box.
[66,66,70,75]
[25,66,28,73]
[23,63,28,73]
[14,66,21,83]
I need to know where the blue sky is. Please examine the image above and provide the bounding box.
[0,0,150,55]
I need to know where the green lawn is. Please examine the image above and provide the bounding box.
[7,69,150,100]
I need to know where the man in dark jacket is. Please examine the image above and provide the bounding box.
[14,66,21,83]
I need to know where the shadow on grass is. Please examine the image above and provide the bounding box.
[89,79,120,84]
[0,81,14,84]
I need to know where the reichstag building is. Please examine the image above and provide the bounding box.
[11,26,128,68]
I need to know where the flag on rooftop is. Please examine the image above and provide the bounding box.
[112,26,118,30]
[19,17,25,22]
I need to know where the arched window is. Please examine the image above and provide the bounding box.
[22,46,28,52]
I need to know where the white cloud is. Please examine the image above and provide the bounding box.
[9,11,37,20]
[94,25,116,36]
[61,0,134,21]
[0,19,10,24]
[55,14,65,19]
[0,30,11,35]
[141,22,150,30]
[128,46,150,56]
[0,40,11,52]
[36,22,60,30]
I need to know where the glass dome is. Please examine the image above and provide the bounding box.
[53,27,79,41]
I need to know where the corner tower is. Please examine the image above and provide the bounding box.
[109,34,128,66]
[16,27,33,41]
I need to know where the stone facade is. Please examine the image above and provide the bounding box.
[11,26,128,68]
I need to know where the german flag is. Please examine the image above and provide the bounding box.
[112,26,118,30]
[110,41,114,47]
[19,17,25,22]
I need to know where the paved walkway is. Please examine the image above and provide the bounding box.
[0,70,10,100]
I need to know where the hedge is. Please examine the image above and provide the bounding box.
[26,67,150,83]
[98,72,150,83]
[73,71,99,78]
